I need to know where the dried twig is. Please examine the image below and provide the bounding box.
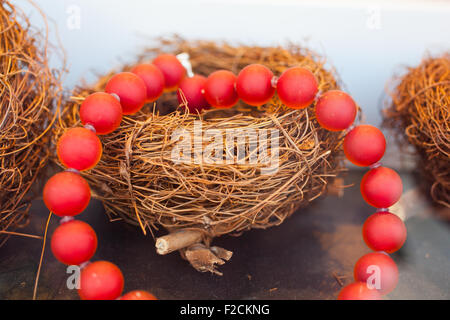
[33,211,52,300]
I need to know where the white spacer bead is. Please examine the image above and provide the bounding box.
[65,168,80,175]
[271,76,279,88]
[60,216,75,224]
[110,93,120,102]
[79,261,91,270]
[369,162,382,169]
[344,124,356,135]
[84,123,96,134]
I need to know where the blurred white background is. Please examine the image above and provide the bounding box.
[16,0,450,127]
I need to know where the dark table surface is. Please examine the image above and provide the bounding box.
[0,171,449,300]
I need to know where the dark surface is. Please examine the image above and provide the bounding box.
[0,171,449,300]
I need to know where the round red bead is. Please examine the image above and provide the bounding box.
[105,72,147,115]
[153,54,186,90]
[43,172,91,217]
[131,63,165,102]
[177,75,210,113]
[363,212,407,253]
[57,127,102,171]
[80,92,123,135]
[315,90,357,131]
[236,64,275,106]
[276,67,318,109]
[204,70,239,109]
[51,220,97,265]
[120,290,157,300]
[361,167,403,208]
[354,252,398,295]
[78,261,124,300]
[344,125,386,167]
[337,282,381,300]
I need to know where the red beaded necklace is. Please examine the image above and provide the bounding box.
[43,53,406,300]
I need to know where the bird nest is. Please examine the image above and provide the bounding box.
[0,0,62,245]
[55,38,346,273]
[384,54,449,213]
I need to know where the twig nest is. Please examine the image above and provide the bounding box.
[0,1,62,244]
[56,38,346,273]
[384,54,450,215]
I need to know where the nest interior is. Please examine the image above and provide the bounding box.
[56,38,347,246]
[384,54,450,210]
[0,0,62,245]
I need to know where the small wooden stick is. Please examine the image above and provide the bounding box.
[210,246,233,261]
[155,230,203,255]
[327,177,344,198]
[0,230,43,240]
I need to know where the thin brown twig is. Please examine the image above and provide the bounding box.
[332,272,346,287]
[32,211,52,300]
[0,230,43,239]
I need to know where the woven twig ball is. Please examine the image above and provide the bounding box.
[384,54,449,214]
[0,1,62,245]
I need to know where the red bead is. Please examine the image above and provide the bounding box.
[153,54,186,90]
[344,125,386,167]
[43,172,91,217]
[120,290,157,300]
[177,75,210,113]
[204,70,239,108]
[337,282,381,300]
[354,252,398,295]
[276,67,318,109]
[80,92,123,135]
[315,90,357,131]
[105,72,147,115]
[78,261,124,300]
[363,212,407,253]
[57,127,102,171]
[361,167,403,208]
[51,220,97,265]
[131,63,165,102]
[236,64,275,106]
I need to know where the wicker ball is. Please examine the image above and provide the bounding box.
[0,1,62,245]
[384,54,449,215]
